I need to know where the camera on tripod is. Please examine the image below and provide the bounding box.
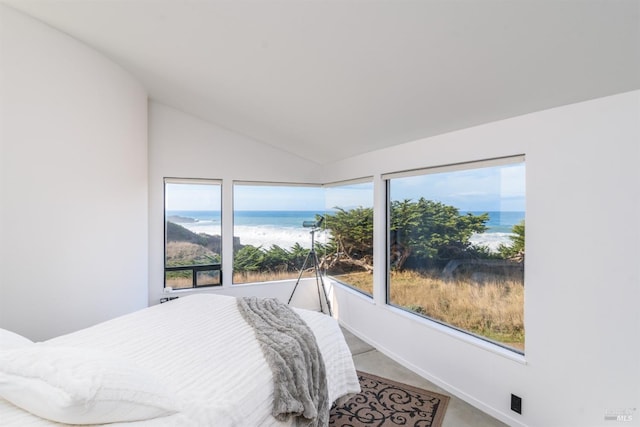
[302,216,324,229]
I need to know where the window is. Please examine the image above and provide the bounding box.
[233,183,324,284]
[323,180,374,296]
[164,179,222,289]
[387,157,525,352]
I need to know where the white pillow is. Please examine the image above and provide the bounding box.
[0,345,179,424]
[0,328,33,349]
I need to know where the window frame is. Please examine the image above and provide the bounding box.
[231,181,324,285]
[384,155,526,354]
[323,177,375,298]
[163,177,223,289]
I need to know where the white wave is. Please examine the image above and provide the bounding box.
[233,226,329,249]
[470,232,514,252]
[180,223,329,250]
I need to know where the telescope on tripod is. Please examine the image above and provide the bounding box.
[287,216,332,316]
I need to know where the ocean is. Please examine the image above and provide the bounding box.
[166,210,524,251]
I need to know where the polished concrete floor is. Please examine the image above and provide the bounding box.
[341,328,509,427]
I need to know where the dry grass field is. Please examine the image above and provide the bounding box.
[334,270,524,350]
[233,270,316,284]
[167,269,315,288]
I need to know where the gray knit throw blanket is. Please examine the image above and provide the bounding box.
[237,297,329,427]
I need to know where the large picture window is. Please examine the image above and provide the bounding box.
[387,157,525,352]
[323,180,374,296]
[233,183,324,284]
[164,179,222,289]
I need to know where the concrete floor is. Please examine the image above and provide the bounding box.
[341,328,509,427]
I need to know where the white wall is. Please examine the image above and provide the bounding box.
[0,5,149,341]
[148,102,324,305]
[324,91,640,427]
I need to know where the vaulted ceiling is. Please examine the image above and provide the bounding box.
[3,0,639,164]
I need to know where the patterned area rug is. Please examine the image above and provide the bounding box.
[329,371,450,427]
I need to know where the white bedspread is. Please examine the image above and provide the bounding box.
[0,294,360,426]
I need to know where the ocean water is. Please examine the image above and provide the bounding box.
[166,210,524,251]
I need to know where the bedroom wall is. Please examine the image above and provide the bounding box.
[0,5,148,341]
[148,102,324,306]
[323,90,640,427]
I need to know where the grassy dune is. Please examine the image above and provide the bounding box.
[165,276,194,289]
[233,270,316,284]
[330,272,373,295]
[165,241,221,288]
[166,241,218,266]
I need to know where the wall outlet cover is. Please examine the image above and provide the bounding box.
[511,394,522,414]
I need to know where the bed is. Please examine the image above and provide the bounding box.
[0,294,361,426]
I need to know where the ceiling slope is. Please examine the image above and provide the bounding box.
[3,0,639,164]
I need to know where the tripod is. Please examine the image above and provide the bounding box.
[287,227,332,316]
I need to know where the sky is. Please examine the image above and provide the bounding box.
[165,183,221,211]
[166,182,374,211]
[166,163,525,212]
[324,182,374,210]
[390,163,526,212]
[234,185,325,211]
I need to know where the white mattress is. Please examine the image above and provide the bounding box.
[0,294,360,426]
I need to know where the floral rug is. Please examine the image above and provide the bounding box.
[329,371,450,427]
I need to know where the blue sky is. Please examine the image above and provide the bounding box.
[166,182,374,211]
[234,185,325,211]
[166,163,524,212]
[390,163,525,212]
[232,183,375,211]
[325,182,374,210]
[165,183,221,211]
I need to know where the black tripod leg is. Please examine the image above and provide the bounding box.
[313,251,332,316]
[287,249,312,305]
[311,251,323,312]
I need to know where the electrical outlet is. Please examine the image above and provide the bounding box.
[511,394,522,414]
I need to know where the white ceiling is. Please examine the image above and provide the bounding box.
[3,0,639,164]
